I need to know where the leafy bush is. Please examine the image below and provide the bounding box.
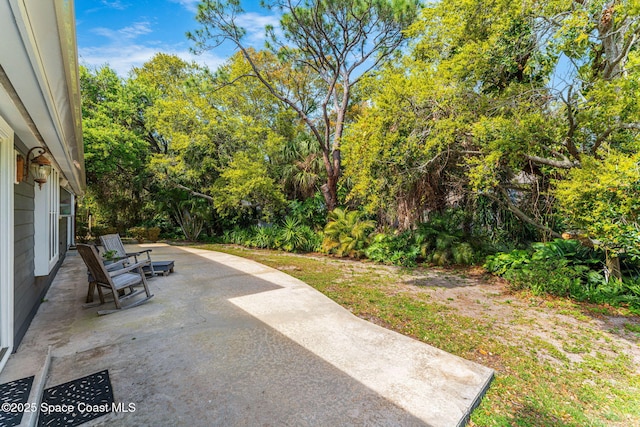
[128,226,146,243]
[300,227,322,253]
[88,225,118,243]
[146,227,161,242]
[250,225,278,249]
[276,217,309,252]
[555,153,640,261]
[451,242,475,265]
[580,277,640,311]
[530,238,602,265]
[321,208,376,257]
[288,192,327,230]
[223,227,252,246]
[484,249,531,275]
[365,231,422,267]
[485,239,640,310]
[221,217,321,253]
[363,212,483,267]
[415,218,478,266]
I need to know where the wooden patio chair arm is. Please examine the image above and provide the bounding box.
[105,260,127,271]
[126,249,152,256]
[109,260,151,277]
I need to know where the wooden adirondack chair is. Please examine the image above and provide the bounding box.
[77,244,154,315]
[100,233,155,275]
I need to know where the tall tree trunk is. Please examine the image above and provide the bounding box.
[321,173,339,211]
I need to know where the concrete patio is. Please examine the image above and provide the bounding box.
[0,244,493,426]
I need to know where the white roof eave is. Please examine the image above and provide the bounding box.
[0,0,85,195]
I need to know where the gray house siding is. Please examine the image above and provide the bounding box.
[0,0,84,372]
[12,149,67,348]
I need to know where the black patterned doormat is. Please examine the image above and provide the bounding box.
[38,370,114,427]
[0,376,34,427]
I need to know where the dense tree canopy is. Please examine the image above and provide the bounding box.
[81,0,640,264]
[188,0,420,210]
[344,0,640,244]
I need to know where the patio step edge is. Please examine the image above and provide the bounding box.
[22,345,51,427]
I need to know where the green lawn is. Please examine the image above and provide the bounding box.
[196,244,640,427]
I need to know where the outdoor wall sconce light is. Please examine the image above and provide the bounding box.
[24,147,52,189]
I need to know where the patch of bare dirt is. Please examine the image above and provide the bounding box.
[392,266,640,372]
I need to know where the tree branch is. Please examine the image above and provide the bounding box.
[486,187,562,238]
[525,154,577,169]
[173,182,214,202]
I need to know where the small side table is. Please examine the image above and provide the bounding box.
[144,261,175,276]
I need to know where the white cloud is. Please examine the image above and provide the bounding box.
[168,0,200,13]
[78,6,281,76]
[236,12,281,45]
[91,21,153,41]
[100,0,127,10]
[80,20,228,75]
[79,44,227,76]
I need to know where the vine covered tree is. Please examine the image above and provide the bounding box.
[343,0,640,245]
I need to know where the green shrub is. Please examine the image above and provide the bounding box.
[365,231,421,267]
[484,249,531,275]
[221,219,321,254]
[277,217,308,252]
[363,213,482,267]
[250,225,278,249]
[485,239,640,310]
[451,242,475,265]
[321,208,376,257]
[146,227,161,242]
[89,225,118,243]
[301,228,322,253]
[288,192,327,230]
[128,226,146,243]
[223,227,252,246]
[416,220,478,266]
[530,239,603,265]
[580,277,640,309]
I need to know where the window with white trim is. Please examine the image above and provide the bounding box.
[34,169,59,276]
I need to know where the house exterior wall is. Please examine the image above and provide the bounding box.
[0,0,85,370]
[12,144,69,347]
[13,161,36,346]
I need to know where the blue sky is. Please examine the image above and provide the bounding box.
[75,0,280,75]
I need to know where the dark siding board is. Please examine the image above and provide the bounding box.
[14,223,32,242]
[13,253,33,276]
[14,181,32,199]
[14,211,33,227]
[13,274,31,300]
[12,178,37,350]
[11,177,73,349]
[12,252,32,272]
[13,280,35,315]
[13,257,64,347]
[14,195,32,211]
[13,236,33,252]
